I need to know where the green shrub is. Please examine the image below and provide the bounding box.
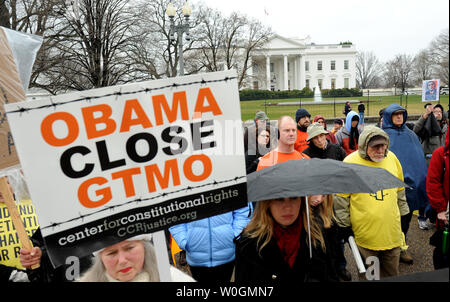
[239,87,361,101]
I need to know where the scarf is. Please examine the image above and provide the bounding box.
[272,217,302,268]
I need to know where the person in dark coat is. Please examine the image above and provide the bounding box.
[382,104,429,265]
[303,123,347,161]
[343,101,351,117]
[357,101,365,125]
[245,125,274,174]
[235,195,342,282]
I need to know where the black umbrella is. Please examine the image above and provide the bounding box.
[246,158,409,259]
[247,158,408,202]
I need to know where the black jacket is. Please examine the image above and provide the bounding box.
[358,103,365,113]
[234,219,342,282]
[25,228,93,282]
[302,141,347,161]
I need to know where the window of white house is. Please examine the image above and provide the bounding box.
[270,63,274,72]
[253,81,259,89]
[344,60,349,70]
[344,78,349,88]
[306,79,310,88]
[331,60,336,70]
[252,64,259,73]
[288,62,290,72]
[305,61,309,71]
[317,61,322,71]
[331,78,336,89]
[318,79,322,89]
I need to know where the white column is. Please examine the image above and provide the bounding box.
[247,57,253,89]
[293,57,298,90]
[283,55,288,90]
[266,56,271,90]
[299,55,305,89]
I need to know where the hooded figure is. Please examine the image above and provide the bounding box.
[382,104,429,214]
[335,111,362,155]
[334,126,409,278]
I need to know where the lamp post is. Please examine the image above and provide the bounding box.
[166,1,192,76]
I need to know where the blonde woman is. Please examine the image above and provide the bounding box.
[234,195,343,282]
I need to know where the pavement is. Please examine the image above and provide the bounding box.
[343,211,437,281]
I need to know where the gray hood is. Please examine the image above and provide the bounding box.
[358,126,390,160]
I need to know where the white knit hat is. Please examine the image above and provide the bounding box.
[92,234,153,256]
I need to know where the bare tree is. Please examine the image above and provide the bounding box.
[356,51,383,89]
[129,0,203,79]
[413,49,433,84]
[384,54,414,93]
[429,28,449,86]
[31,0,143,93]
[237,18,272,88]
[0,0,10,27]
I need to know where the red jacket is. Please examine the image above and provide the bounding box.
[426,130,449,229]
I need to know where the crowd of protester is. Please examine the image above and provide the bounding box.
[2,102,448,283]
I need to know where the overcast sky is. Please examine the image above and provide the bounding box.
[192,0,449,62]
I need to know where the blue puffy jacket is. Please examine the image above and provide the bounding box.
[169,204,252,267]
[382,104,429,211]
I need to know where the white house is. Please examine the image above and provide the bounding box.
[248,34,357,91]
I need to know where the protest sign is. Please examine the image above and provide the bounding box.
[0,27,26,170]
[0,199,39,269]
[5,70,248,268]
[422,79,440,102]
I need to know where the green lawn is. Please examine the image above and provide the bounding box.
[239,95,449,122]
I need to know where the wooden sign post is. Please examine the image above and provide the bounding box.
[0,176,39,269]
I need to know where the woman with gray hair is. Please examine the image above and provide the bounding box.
[78,235,194,282]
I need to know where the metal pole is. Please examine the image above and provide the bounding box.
[178,32,184,76]
[334,97,336,118]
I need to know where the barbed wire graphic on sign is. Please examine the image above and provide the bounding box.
[41,175,246,231]
[6,76,237,116]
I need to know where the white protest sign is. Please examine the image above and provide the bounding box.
[422,79,440,102]
[5,70,248,267]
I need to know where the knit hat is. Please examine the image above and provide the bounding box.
[255,111,269,121]
[306,122,329,141]
[295,108,311,123]
[92,234,153,256]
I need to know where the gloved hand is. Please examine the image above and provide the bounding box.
[338,227,354,243]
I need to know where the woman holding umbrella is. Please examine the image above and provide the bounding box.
[234,194,342,282]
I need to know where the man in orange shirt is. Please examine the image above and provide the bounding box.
[257,116,309,170]
[294,109,311,153]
